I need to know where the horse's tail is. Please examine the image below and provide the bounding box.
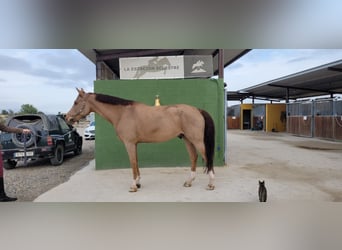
[199,109,215,174]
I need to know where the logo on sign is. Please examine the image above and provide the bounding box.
[191,60,207,73]
[184,55,213,78]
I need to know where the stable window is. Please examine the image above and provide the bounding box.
[315,100,333,116]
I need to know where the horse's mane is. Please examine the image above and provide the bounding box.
[95,93,134,106]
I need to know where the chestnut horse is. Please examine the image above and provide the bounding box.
[66,88,215,192]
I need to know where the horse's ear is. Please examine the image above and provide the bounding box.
[76,87,85,97]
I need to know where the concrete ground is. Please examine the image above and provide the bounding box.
[35,130,342,202]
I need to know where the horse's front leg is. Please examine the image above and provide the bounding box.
[124,142,141,192]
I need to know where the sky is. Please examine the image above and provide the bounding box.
[0,49,95,114]
[224,49,342,105]
[1,49,342,114]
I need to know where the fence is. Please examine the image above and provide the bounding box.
[287,99,342,140]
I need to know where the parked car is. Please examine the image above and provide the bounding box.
[84,121,95,140]
[0,113,83,169]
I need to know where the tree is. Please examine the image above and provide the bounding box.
[19,104,39,114]
[1,109,14,115]
[1,110,8,115]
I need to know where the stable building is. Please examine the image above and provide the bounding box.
[227,103,286,132]
[227,60,342,141]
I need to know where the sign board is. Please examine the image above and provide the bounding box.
[184,55,213,78]
[119,55,213,79]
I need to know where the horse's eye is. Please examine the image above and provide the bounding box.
[74,101,78,105]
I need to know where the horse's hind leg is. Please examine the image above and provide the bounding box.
[183,138,198,187]
[124,142,141,192]
[192,140,215,190]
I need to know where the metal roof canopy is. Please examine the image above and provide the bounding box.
[237,60,342,102]
[226,91,251,101]
[79,49,250,79]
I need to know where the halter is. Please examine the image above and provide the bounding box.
[72,100,87,118]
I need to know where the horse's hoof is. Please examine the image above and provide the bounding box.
[206,184,215,190]
[183,182,192,187]
[129,187,138,192]
[136,183,141,189]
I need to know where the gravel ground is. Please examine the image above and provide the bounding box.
[3,124,95,201]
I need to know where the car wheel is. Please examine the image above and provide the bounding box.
[11,124,36,148]
[50,144,64,166]
[3,159,17,169]
[74,138,83,155]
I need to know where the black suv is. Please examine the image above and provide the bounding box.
[0,114,82,169]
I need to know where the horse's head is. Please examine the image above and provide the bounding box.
[65,88,91,124]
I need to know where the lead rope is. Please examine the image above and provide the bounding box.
[22,133,27,166]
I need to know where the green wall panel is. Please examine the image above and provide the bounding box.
[94,78,225,169]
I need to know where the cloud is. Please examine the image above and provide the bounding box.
[0,49,95,113]
[0,50,95,89]
[286,57,309,64]
[0,54,30,71]
[226,62,244,70]
[224,49,342,92]
[42,78,91,89]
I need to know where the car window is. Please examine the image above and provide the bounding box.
[46,115,59,130]
[58,117,70,132]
